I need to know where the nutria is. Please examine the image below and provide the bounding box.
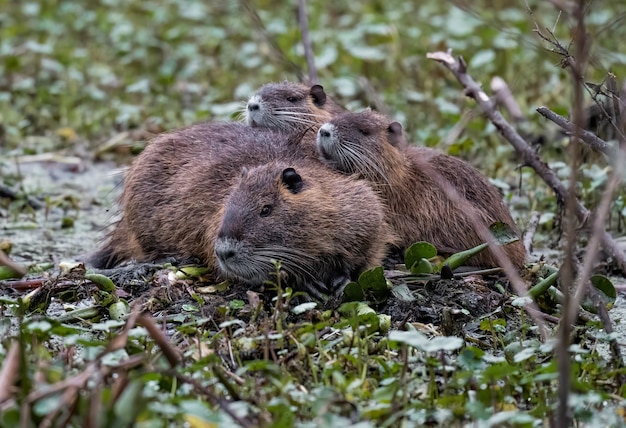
[90,122,395,297]
[214,161,395,299]
[245,82,344,155]
[316,110,526,269]
[89,122,313,269]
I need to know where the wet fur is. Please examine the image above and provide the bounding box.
[214,162,395,298]
[90,121,395,296]
[317,111,527,269]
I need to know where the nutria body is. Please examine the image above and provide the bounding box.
[316,111,526,269]
[214,161,395,298]
[90,122,313,269]
[90,122,394,297]
[245,82,344,156]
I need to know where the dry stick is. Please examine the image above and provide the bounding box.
[0,342,20,403]
[491,76,524,122]
[536,106,615,158]
[556,3,588,425]
[240,0,304,81]
[425,51,626,276]
[297,0,318,84]
[0,250,27,278]
[570,167,624,325]
[523,211,540,255]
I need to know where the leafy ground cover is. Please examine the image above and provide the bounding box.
[1,0,626,426]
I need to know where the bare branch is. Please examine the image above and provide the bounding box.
[491,76,524,122]
[425,50,626,275]
[536,106,615,158]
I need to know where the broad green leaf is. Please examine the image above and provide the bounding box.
[404,241,437,270]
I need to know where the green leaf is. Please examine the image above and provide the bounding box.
[437,243,488,272]
[582,275,616,313]
[358,266,387,292]
[85,273,116,293]
[0,266,24,281]
[342,281,364,302]
[489,222,520,245]
[411,258,433,274]
[527,271,559,299]
[108,300,130,321]
[390,283,416,301]
[405,241,438,270]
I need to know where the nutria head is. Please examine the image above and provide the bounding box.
[215,166,304,282]
[245,82,341,132]
[316,110,406,182]
[214,161,391,299]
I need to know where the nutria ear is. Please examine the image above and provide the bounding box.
[281,168,303,194]
[387,122,404,147]
[309,85,327,107]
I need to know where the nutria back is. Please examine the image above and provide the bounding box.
[214,161,395,299]
[316,110,526,269]
[90,122,312,269]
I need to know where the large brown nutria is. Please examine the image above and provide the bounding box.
[316,110,527,269]
[89,122,313,269]
[90,122,395,297]
[214,161,395,299]
[245,82,344,156]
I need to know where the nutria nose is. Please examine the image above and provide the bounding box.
[216,246,236,262]
[215,238,238,263]
[247,102,260,111]
[319,129,331,138]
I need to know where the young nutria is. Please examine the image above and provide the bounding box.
[316,110,526,269]
[214,161,395,299]
[89,122,313,269]
[245,82,344,154]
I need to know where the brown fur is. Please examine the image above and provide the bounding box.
[90,122,311,269]
[245,81,344,156]
[214,161,395,298]
[90,122,394,296]
[316,110,527,269]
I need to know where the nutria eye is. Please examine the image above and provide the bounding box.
[260,205,273,217]
[286,96,298,103]
[359,128,369,136]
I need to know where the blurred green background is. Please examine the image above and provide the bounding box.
[1,0,625,234]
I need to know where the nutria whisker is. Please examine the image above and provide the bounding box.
[255,246,319,280]
[339,139,392,188]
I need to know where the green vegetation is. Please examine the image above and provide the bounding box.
[1,0,626,426]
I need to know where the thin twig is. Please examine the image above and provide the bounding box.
[523,211,540,255]
[491,76,524,122]
[239,0,304,81]
[536,106,615,157]
[297,0,318,84]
